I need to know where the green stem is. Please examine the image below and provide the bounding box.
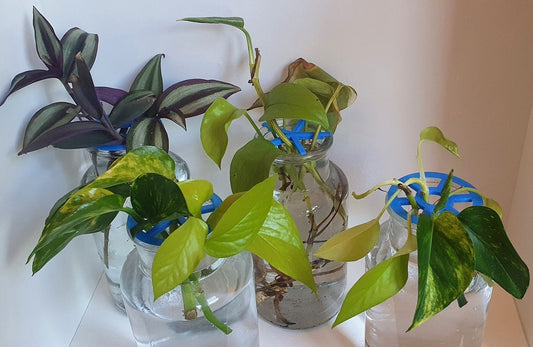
[244,111,263,138]
[416,141,430,202]
[269,120,295,152]
[310,85,343,150]
[352,179,399,200]
[449,187,485,199]
[103,226,110,268]
[181,280,197,320]
[189,273,232,334]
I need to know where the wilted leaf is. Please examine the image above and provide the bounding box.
[229,138,283,193]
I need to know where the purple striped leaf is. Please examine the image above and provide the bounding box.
[0,69,60,106]
[61,28,99,81]
[130,54,164,96]
[95,87,128,105]
[32,7,62,69]
[71,53,103,118]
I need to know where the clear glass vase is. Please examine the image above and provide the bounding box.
[254,136,348,329]
[365,172,493,347]
[81,146,190,312]
[120,237,259,347]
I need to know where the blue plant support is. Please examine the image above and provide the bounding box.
[128,193,222,246]
[387,172,483,224]
[263,120,331,155]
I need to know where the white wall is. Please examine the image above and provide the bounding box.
[0,1,532,346]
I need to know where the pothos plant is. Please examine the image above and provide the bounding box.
[315,126,530,330]
[1,7,240,154]
[27,145,316,333]
[179,17,357,316]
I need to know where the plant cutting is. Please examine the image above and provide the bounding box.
[3,7,242,311]
[179,17,357,328]
[315,126,530,346]
[27,145,316,345]
[1,7,240,154]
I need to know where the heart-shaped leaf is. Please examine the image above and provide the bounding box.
[314,218,380,262]
[0,69,60,106]
[126,117,169,152]
[86,146,176,189]
[130,54,164,96]
[229,138,283,193]
[260,83,328,129]
[204,175,276,257]
[131,173,189,223]
[32,7,62,69]
[177,180,214,218]
[71,53,104,118]
[157,79,241,120]
[206,193,244,229]
[21,102,79,148]
[61,28,98,81]
[246,199,317,293]
[458,206,529,299]
[19,121,119,154]
[152,217,208,299]
[108,90,156,128]
[410,212,475,330]
[201,98,247,167]
[419,126,460,158]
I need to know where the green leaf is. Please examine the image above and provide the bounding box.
[71,53,104,118]
[180,17,245,29]
[22,102,79,148]
[260,83,328,129]
[157,79,241,120]
[204,176,276,257]
[419,126,460,158]
[334,254,409,327]
[32,7,62,69]
[410,212,475,330]
[131,173,189,222]
[433,170,453,215]
[246,199,317,293]
[200,98,247,167]
[483,197,503,218]
[61,28,98,81]
[206,193,244,229]
[130,54,164,96]
[152,217,208,299]
[177,180,214,218]
[230,138,283,193]
[29,191,124,273]
[293,78,334,97]
[314,218,380,262]
[87,146,175,189]
[458,206,529,299]
[108,90,157,128]
[126,117,169,152]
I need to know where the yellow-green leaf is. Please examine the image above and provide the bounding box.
[178,180,214,218]
[419,126,460,158]
[314,218,380,262]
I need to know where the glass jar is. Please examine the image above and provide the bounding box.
[120,236,259,347]
[81,146,190,311]
[254,136,348,329]
[365,172,493,347]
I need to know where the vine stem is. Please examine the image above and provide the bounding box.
[416,140,430,202]
[310,85,343,150]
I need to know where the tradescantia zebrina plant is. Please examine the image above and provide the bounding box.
[315,126,530,331]
[27,145,316,333]
[1,7,240,154]
[179,17,357,327]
